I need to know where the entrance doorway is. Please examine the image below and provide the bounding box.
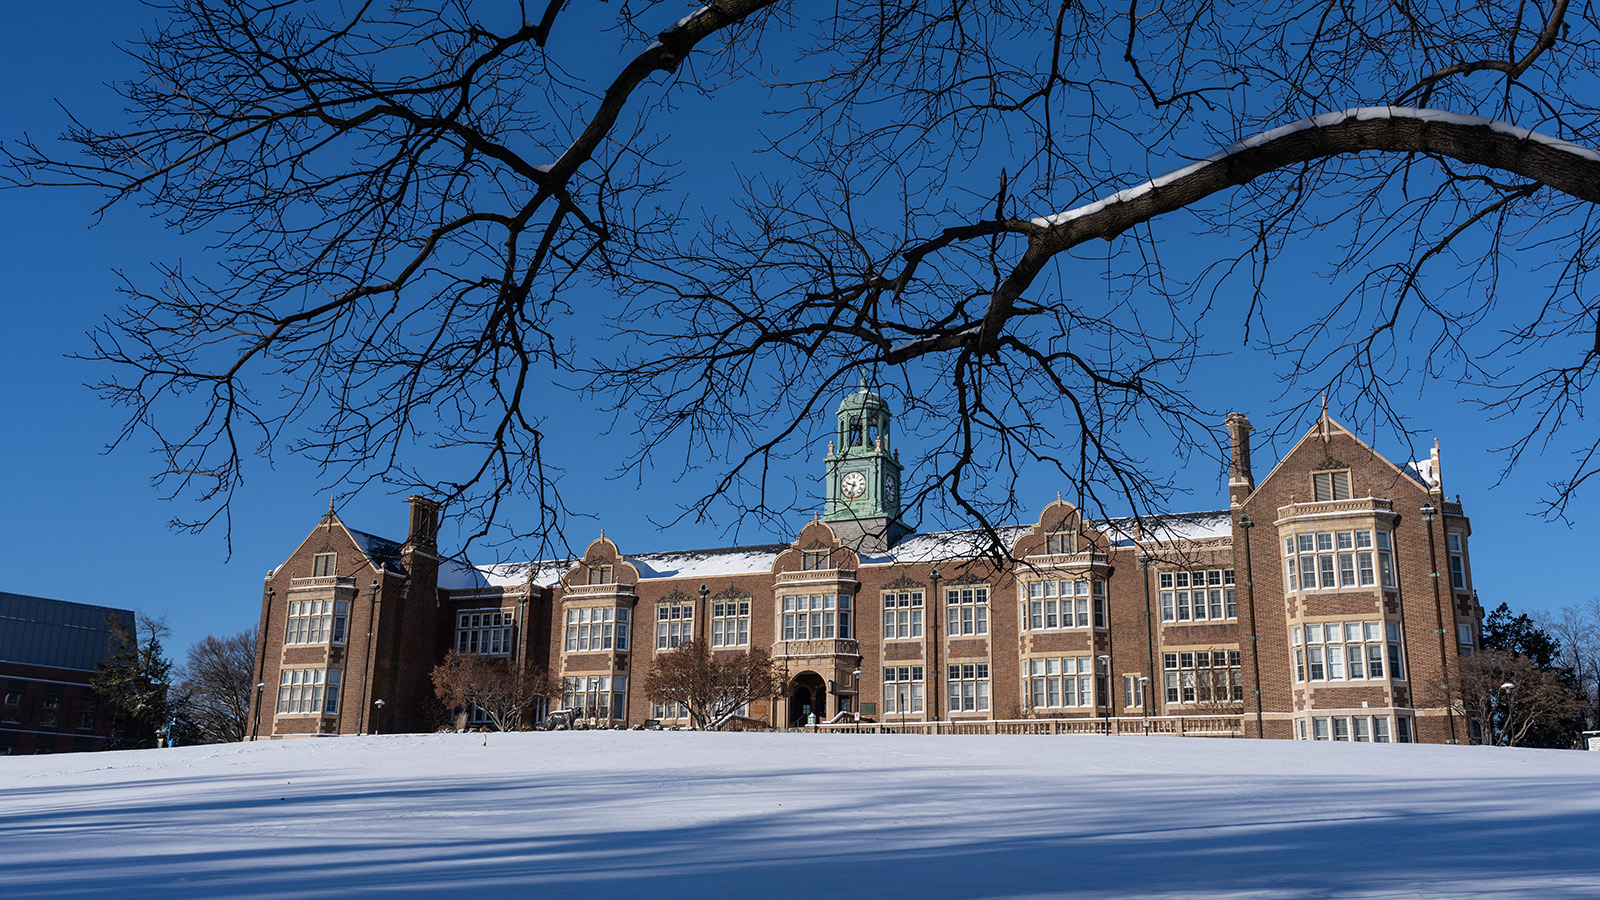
[788,671,828,726]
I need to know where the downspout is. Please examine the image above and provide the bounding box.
[1421,501,1458,743]
[251,578,274,740]
[1139,554,1158,716]
[359,570,382,734]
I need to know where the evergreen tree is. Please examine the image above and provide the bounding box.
[93,615,176,750]
[1472,603,1591,748]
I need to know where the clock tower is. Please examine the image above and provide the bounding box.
[823,375,909,553]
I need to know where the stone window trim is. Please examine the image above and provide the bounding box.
[945,585,990,637]
[277,667,342,716]
[882,589,924,640]
[1311,469,1352,502]
[456,608,515,656]
[1156,569,1237,623]
[1283,528,1395,593]
[1291,620,1405,683]
[312,552,337,577]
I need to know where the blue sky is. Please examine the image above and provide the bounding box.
[2,4,1594,658]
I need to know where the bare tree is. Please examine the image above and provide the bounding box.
[644,641,781,730]
[430,650,558,732]
[1536,600,1600,730]
[7,2,1600,552]
[171,627,257,744]
[1458,649,1591,747]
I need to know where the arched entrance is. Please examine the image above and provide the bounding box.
[788,671,828,726]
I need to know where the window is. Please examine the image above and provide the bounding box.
[1045,531,1076,554]
[946,585,989,636]
[1029,657,1095,709]
[78,699,97,730]
[1292,620,1403,682]
[277,668,341,714]
[285,599,350,645]
[1157,569,1236,622]
[652,700,690,721]
[1123,675,1145,709]
[882,666,924,715]
[457,609,515,655]
[565,675,627,720]
[1312,470,1352,501]
[1301,715,1394,743]
[711,600,750,647]
[802,550,829,571]
[1163,650,1241,704]
[1458,623,1476,657]
[947,664,991,713]
[41,696,60,727]
[1,691,20,723]
[1023,579,1107,630]
[1284,530,1393,592]
[312,552,336,577]
[565,607,630,652]
[781,594,851,640]
[1447,533,1467,591]
[656,602,694,650]
[587,563,614,585]
[883,591,924,639]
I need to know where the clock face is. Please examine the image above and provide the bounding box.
[885,479,898,506]
[840,471,868,499]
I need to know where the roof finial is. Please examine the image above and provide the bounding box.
[1057,491,1062,503]
[1320,393,1330,445]
[858,369,869,393]
[600,529,605,541]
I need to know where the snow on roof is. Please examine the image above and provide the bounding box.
[627,545,788,580]
[436,513,1235,591]
[860,526,1033,565]
[437,558,576,591]
[1097,510,1234,547]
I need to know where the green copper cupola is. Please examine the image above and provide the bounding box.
[823,373,908,552]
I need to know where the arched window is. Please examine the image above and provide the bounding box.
[848,415,863,446]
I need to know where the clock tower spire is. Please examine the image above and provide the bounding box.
[823,373,908,552]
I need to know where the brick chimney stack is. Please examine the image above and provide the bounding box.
[1225,413,1254,507]
[404,495,439,554]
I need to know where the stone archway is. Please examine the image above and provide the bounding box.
[788,671,828,726]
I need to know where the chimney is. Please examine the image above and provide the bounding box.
[404,495,439,554]
[1225,413,1254,506]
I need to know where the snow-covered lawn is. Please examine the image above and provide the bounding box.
[2,733,1596,898]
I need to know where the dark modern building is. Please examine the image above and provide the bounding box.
[1,592,133,754]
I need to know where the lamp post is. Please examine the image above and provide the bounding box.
[929,566,942,723]
[1239,513,1265,739]
[252,682,265,740]
[1420,500,1457,743]
[373,698,385,735]
[1138,555,1158,717]
[1498,681,1516,747]
[1097,654,1112,734]
[1138,677,1151,733]
[852,668,862,726]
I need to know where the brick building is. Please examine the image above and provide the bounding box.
[249,386,1482,744]
[1,592,133,754]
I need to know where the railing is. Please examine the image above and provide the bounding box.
[801,714,1244,737]
[288,576,358,590]
[562,582,637,600]
[1277,497,1394,521]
